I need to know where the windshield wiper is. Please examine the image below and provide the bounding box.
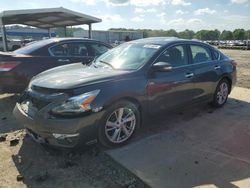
[99,60,115,70]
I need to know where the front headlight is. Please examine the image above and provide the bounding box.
[51,90,100,115]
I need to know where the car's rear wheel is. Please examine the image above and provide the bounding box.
[98,100,140,148]
[212,79,230,107]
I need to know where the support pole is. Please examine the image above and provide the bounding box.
[64,26,67,37]
[0,19,8,51]
[88,23,92,39]
[48,28,51,38]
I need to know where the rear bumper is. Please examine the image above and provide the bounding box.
[13,102,103,148]
[0,74,27,93]
[230,69,237,92]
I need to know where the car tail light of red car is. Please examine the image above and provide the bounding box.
[0,61,21,72]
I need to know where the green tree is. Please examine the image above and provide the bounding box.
[245,30,250,39]
[220,30,233,40]
[233,29,245,40]
[165,29,178,37]
[178,29,195,39]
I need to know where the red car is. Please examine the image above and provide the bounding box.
[0,38,112,93]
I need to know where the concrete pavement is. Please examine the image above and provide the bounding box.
[107,87,250,188]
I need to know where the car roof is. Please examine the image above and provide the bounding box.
[45,37,108,43]
[132,37,207,46]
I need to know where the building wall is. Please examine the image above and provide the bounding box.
[2,28,56,40]
[73,30,143,44]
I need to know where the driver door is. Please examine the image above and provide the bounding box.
[147,44,197,114]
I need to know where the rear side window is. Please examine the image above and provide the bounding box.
[213,50,220,60]
[190,45,212,63]
[89,43,110,56]
[50,42,89,57]
[156,45,188,67]
[214,50,228,61]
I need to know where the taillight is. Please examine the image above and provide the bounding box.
[0,61,21,71]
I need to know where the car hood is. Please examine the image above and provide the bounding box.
[31,63,130,89]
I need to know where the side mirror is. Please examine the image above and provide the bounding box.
[152,62,172,72]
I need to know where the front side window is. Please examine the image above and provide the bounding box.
[95,42,161,70]
[156,45,188,67]
[50,42,89,57]
[190,45,212,63]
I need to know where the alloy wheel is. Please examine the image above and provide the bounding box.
[105,107,136,144]
[216,82,229,105]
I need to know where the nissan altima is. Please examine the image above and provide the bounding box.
[13,37,237,148]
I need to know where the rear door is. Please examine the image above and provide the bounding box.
[188,44,222,100]
[147,44,197,114]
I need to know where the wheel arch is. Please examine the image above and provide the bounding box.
[220,75,232,94]
[105,96,143,127]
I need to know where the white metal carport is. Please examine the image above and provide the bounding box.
[0,7,102,51]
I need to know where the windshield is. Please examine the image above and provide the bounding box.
[14,39,53,55]
[94,42,161,70]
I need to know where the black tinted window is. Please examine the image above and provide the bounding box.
[50,42,89,57]
[156,45,188,67]
[190,45,212,63]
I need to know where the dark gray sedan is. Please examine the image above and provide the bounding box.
[13,37,237,148]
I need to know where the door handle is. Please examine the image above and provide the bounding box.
[214,65,221,70]
[185,73,194,78]
[58,59,70,62]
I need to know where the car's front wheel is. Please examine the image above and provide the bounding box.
[98,100,140,148]
[212,79,230,107]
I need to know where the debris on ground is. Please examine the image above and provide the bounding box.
[1,117,7,120]
[1,94,148,188]
[32,171,49,182]
[16,155,22,164]
[16,175,24,181]
[194,160,199,164]
[122,178,137,188]
[57,159,77,169]
[0,134,7,142]
[9,138,19,146]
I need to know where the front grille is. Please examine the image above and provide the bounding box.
[29,95,50,110]
[19,91,51,110]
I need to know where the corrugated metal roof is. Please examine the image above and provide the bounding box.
[0,7,101,28]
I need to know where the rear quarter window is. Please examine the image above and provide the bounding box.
[190,45,212,64]
[212,49,220,60]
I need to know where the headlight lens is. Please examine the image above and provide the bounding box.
[51,90,100,115]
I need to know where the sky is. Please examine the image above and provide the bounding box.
[0,0,249,31]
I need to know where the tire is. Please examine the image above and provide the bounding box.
[98,100,140,148]
[212,79,230,108]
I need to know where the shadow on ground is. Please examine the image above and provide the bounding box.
[108,98,250,188]
[9,136,147,188]
[0,94,22,133]
[2,92,250,188]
